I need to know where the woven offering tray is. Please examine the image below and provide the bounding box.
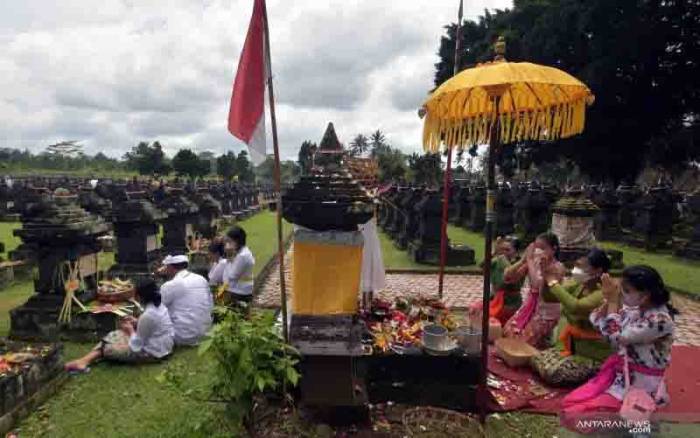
[97,278,135,303]
[494,337,539,367]
[402,406,484,437]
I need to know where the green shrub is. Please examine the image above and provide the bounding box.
[198,308,300,431]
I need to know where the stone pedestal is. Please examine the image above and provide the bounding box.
[0,340,62,433]
[552,192,599,265]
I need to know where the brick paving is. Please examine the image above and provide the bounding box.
[255,248,700,346]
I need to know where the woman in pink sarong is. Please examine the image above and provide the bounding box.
[503,232,566,349]
[560,265,676,434]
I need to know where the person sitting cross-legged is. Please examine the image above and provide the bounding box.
[531,248,613,387]
[64,278,174,371]
[159,254,213,346]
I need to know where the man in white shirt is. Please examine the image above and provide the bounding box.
[159,254,213,346]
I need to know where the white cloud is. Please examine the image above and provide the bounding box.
[0,0,512,160]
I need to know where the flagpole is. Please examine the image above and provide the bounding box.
[261,0,289,343]
[438,0,463,299]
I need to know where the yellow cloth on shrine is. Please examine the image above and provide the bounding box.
[292,241,362,315]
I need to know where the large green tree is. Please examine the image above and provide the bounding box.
[435,0,700,183]
[217,151,238,181]
[254,156,299,183]
[172,148,210,179]
[123,141,172,176]
[408,152,443,187]
[235,150,256,183]
[297,140,317,175]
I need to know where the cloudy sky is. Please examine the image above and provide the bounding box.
[0,0,511,161]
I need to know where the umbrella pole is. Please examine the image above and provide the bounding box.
[479,95,501,424]
[438,146,453,299]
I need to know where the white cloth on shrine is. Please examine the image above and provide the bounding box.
[160,270,213,346]
[208,258,228,286]
[359,217,385,293]
[128,303,174,358]
[223,246,255,296]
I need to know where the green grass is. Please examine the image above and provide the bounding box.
[600,241,700,296]
[0,221,22,256]
[0,281,35,336]
[379,225,485,271]
[0,212,292,437]
[226,211,292,277]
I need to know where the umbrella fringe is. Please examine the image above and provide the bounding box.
[423,97,589,152]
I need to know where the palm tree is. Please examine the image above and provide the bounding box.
[369,129,389,157]
[349,134,369,157]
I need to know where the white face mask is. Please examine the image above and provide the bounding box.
[571,267,589,283]
[622,291,644,307]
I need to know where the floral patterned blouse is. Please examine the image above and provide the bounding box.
[590,304,674,404]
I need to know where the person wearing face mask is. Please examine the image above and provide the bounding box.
[468,236,525,325]
[561,265,677,428]
[223,226,256,307]
[531,248,613,386]
[503,232,567,348]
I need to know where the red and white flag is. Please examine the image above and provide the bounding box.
[228,0,269,165]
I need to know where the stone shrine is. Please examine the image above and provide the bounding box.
[78,185,112,219]
[9,188,111,340]
[408,190,475,265]
[551,189,599,264]
[591,185,622,241]
[108,191,166,281]
[396,188,421,250]
[158,188,199,255]
[627,184,674,250]
[190,188,222,239]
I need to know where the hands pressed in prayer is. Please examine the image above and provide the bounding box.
[120,316,136,335]
[601,273,621,313]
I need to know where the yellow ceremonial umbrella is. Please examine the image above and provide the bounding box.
[420,36,594,422]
